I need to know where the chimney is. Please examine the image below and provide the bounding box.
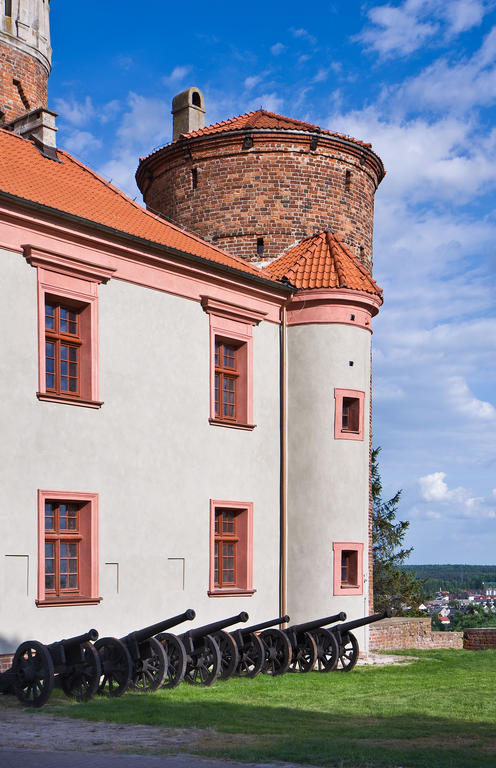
[6,107,58,159]
[172,87,205,141]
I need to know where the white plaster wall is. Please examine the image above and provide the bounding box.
[286,322,371,648]
[0,248,281,652]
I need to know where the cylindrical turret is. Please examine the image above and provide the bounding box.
[136,102,385,270]
[0,0,52,123]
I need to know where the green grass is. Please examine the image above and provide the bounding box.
[18,650,496,767]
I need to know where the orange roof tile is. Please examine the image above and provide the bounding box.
[263,231,383,296]
[0,129,272,281]
[140,109,373,162]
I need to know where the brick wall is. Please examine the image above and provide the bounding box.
[0,653,13,672]
[464,627,496,650]
[137,131,384,271]
[369,617,463,650]
[0,40,48,123]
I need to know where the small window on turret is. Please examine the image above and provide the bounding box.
[191,168,198,189]
[192,91,201,107]
[5,0,12,16]
[345,170,351,192]
[257,238,264,256]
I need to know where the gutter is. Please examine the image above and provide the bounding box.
[280,303,288,623]
[0,190,296,297]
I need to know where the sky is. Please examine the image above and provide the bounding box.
[48,0,496,564]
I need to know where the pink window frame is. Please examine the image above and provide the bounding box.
[37,489,100,607]
[202,296,266,430]
[208,499,255,597]
[332,541,364,595]
[24,245,114,409]
[334,388,365,441]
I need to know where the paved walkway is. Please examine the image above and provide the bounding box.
[0,750,304,768]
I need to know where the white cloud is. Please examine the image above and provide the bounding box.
[61,130,102,156]
[312,68,329,83]
[247,92,284,113]
[54,96,95,126]
[99,100,121,124]
[356,0,492,59]
[270,42,286,56]
[419,472,459,502]
[162,65,192,87]
[291,28,317,45]
[446,376,496,421]
[244,75,263,90]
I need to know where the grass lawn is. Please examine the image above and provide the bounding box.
[26,649,496,767]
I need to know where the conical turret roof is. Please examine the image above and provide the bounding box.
[263,231,383,296]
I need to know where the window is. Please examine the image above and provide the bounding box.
[209,500,255,597]
[5,0,12,17]
[45,302,81,396]
[24,245,114,408]
[333,542,364,595]
[37,490,100,607]
[202,296,266,430]
[215,340,239,421]
[44,501,80,596]
[334,388,365,441]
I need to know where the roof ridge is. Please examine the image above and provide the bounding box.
[326,231,347,286]
[329,232,382,293]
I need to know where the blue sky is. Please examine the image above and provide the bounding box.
[49,0,496,564]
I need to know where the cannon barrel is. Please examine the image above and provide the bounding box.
[288,611,346,634]
[241,615,290,635]
[126,609,196,644]
[47,628,98,650]
[331,608,392,635]
[181,611,249,641]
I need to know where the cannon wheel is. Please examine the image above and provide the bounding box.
[12,640,55,708]
[336,631,359,671]
[310,628,339,673]
[59,641,101,701]
[131,637,168,692]
[95,637,133,697]
[236,632,265,678]
[288,631,317,673]
[184,635,221,686]
[215,631,239,681]
[156,633,187,689]
[260,629,292,676]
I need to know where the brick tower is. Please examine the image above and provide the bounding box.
[0,0,51,124]
[136,90,385,271]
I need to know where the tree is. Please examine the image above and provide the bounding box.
[372,447,423,614]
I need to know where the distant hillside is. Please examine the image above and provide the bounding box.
[403,564,496,597]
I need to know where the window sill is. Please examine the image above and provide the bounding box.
[335,585,363,595]
[37,393,104,409]
[208,588,256,597]
[336,430,363,442]
[209,418,256,431]
[36,596,102,607]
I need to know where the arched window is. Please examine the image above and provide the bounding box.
[192,91,201,107]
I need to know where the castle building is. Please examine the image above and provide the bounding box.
[0,1,384,665]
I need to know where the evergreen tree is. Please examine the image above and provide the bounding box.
[372,448,423,614]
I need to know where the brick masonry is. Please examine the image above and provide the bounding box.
[0,653,13,672]
[463,627,496,650]
[369,617,464,650]
[0,39,48,123]
[136,131,384,271]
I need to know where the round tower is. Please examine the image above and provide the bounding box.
[136,100,385,272]
[0,0,51,124]
[263,231,383,642]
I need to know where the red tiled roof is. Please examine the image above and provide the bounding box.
[180,110,372,147]
[263,231,383,296]
[140,109,372,161]
[0,129,269,280]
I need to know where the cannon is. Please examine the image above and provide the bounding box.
[179,611,249,685]
[284,612,347,673]
[96,609,195,696]
[0,629,100,708]
[231,615,290,678]
[327,608,393,671]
